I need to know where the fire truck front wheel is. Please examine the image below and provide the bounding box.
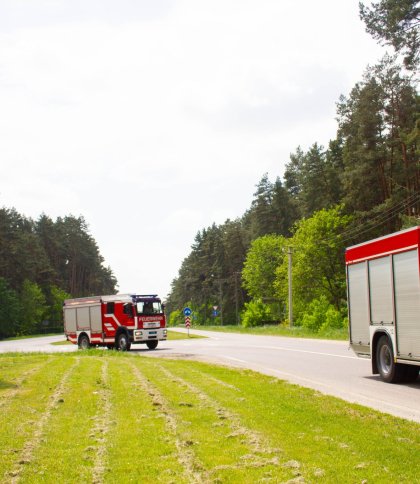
[78,334,91,350]
[146,340,158,350]
[116,332,131,351]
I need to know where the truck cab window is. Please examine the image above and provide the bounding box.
[144,302,153,314]
[123,303,133,317]
[137,301,162,315]
[106,302,115,314]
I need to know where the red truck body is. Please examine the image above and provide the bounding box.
[64,294,167,351]
[346,226,420,382]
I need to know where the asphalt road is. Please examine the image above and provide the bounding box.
[1,330,419,423]
[0,335,76,353]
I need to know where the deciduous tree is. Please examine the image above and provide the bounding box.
[242,235,286,301]
[275,207,352,320]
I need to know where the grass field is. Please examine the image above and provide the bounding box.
[167,330,205,340]
[0,352,419,483]
[179,325,349,340]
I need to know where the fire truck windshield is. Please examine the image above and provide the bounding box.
[137,301,162,315]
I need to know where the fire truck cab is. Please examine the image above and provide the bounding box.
[64,294,167,351]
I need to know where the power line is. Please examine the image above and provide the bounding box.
[338,193,420,244]
[297,193,420,252]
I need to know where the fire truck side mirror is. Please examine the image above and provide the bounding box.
[161,304,165,312]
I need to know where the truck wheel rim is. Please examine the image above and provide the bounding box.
[379,345,392,375]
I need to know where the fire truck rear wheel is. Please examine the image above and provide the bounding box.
[78,334,90,350]
[146,340,158,350]
[116,332,131,351]
[376,335,404,383]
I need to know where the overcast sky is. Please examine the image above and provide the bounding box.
[0,0,384,298]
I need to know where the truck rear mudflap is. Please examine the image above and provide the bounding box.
[349,343,370,358]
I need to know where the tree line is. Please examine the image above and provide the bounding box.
[167,1,419,330]
[0,209,117,339]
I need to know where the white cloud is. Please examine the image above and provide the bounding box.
[0,0,384,297]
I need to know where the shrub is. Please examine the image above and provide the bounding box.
[241,299,272,328]
[168,309,183,327]
[301,296,346,332]
[321,306,347,331]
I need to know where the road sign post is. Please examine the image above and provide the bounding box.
[185,316,191,336]
[184,308,192,336]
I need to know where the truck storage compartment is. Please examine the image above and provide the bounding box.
[393,249,420,359]
[347,261,370,355]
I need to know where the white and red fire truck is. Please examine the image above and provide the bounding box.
[346,226,420,383]
[64,294,167,351]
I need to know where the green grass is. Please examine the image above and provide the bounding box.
[183,324,349,340]
[167,329,205,340]
[0,352,418,483]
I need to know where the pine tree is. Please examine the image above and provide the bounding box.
[359,0,420,69]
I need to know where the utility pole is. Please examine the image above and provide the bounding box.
[288,247,293,327]
[234,272,240,325]
[218,279,223,325]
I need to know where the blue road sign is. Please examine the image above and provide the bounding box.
[183,307,192,317]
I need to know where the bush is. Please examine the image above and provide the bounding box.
[241,299,272,328]
[301,296,346,332]
[168,309,183,327]
[321,306,347,332]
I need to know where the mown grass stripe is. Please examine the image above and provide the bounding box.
[6,357,81,483]
[0,357,52,409]
[128,360,205,483]
[164,360,420,482]
[138,359,295,483]
[0,355,51,384]
[104,359,187,482]
[1,353,419,483]
[16,356,106,483]
[187,366,241,391]
[152,362,291,481]
[91,360,112,484]
[158,361,318,481]
[0,356,76,478]
[158,365,273,453]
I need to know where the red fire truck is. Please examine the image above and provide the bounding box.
[346,226,420,383]
[64,294,167,351]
